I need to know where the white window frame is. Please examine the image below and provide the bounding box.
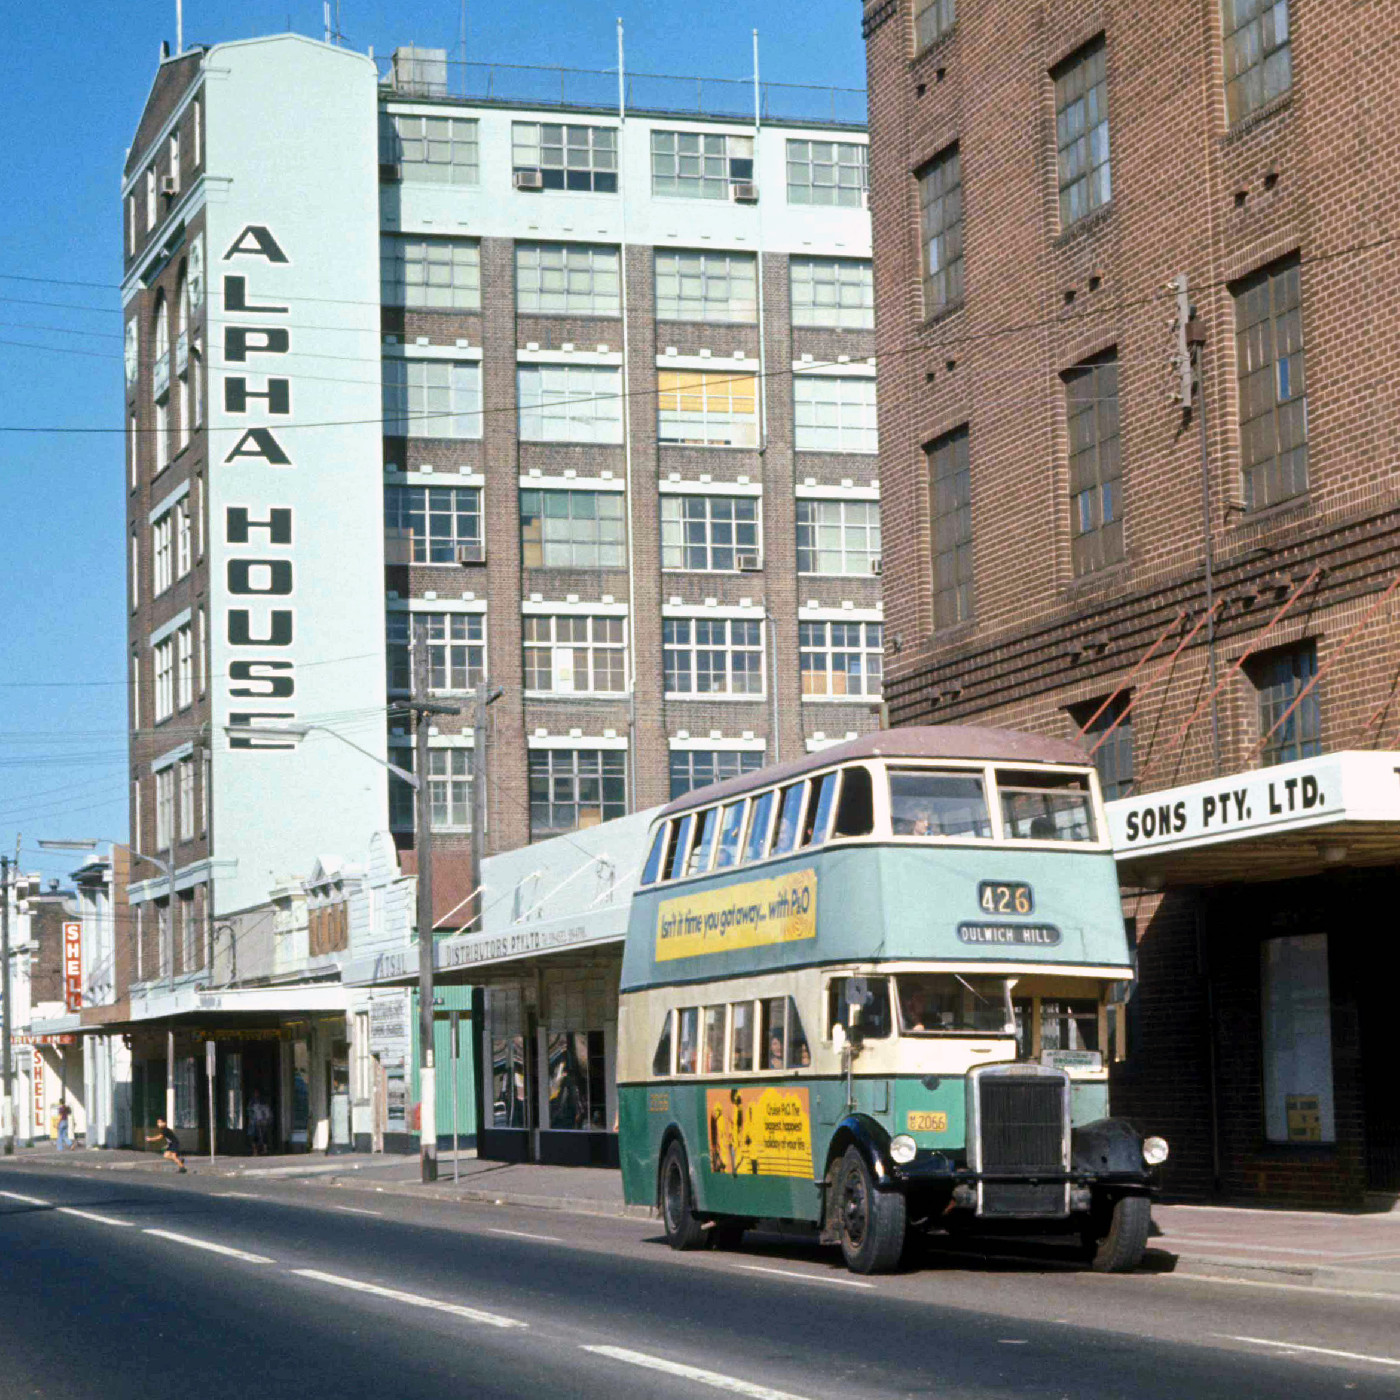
[178,757,195,842]
[175,498,192,578]
[152,513,174,596]
[176,624,194,710]
[384,484,482,564]
[528,747,628,837]
[511,122,618,192]
[153,639,175,723]
[130,533,140,612]
[523,614,629,696]
[655,250,757,324]
[385,612,487,695]
[794,375,879,454]
[786,139,868,207]
[383,358,483,439]
[660,493,761,572]
[517,364,623,444]
[145,167,157,230]
[386,113,479,184]
[381,236,481,311]
[799,619,884,700]
[515,243,621,316]
[651,129,753,200]
[657,370,759,448]
[429,748,474,831]
[790,257,874,330]
[796,497,882,575]
[519,487,627,569]
[155,766,175,851]
[663,615,766,698]
[131,653,141,731]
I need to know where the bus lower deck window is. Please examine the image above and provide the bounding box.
[677,1007,699,1073]
[828,975,891,1038]
[652,1011,673,1076]
[730,1001,755,1071]
[761,996,810,1069]
[702,1005,726,1074]
[996,769,1096,842]
[890,769,992,838]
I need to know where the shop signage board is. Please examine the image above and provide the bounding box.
[32,1050,43,1137]
[62,921,82,1011]
[1106,750,1400,858]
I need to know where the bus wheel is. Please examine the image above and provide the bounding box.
[660,1141,707,1251]
[1083,1194,1151,1273]
[835,1146,906,1274]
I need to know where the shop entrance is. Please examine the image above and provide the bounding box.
[1358,945,1400,1193]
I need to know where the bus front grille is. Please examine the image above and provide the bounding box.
[977,1075,1065,1174]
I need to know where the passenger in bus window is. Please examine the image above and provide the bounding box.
[889,770,992,838]
[714,801,747,870]
[771,784,805,856]
[762,994,787,1069]
[788,1014,810,1069]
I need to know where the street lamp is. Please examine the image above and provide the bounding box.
[221,721,419,789]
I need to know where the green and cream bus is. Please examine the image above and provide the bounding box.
[616,727,1167,1275]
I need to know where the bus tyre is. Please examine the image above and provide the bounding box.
[1083,1193,1151,1273]
[660,1142,707,1251]
[835,1146,906,1274]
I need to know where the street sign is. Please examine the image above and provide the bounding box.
[62,921,82,1011]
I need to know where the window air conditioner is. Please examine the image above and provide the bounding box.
[737,552,762,572]
[870,556,883,576]
[514,169,546,191]
[456,542,486,565]
[160,176,178,198]
[731,181,760,204]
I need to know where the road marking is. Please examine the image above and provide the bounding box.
[291,1269,526,1329]
[214,1192,262,1200]
[998,1339,1028,1345]
[0,1190,50,1207]
[488,1227,563,1243]
[1220,1335,1400,1368]
[332,1205,382,1217]
[583,1346,812,1400]
[734,1263,874,1290]
[56,1207,132,1227]
[1144,1271,1400,1305]
[1157,1235,1393,1259]
[143,1228,273,1264]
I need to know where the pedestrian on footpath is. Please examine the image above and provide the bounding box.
[146,1118,187,1173]
[55,1101,73,1151]
[248,1091,272,1155]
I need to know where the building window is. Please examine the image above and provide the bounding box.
[512,122,617,192]
[914,0,956,50]
[651,130,753,200]
[388,737,415,831]
[1223,0,1291,125]
[430,750,473,831]
[517,365,624,444]
[657,370,758,448]
[173,1053,197,1127]
[383,114,479,184]
[192,100,201,168]
[520,489,626,569]
[175,272,190,454]
[152,513,173,596]
[515,243,620,316]
[384,485,482,564]
[198,607,207,695]
[793,376,878,454]
[381,237,481,311]
[796,499,882,575]
[661,495,759,572]
[178,757,195,843]
[1250,642,1319,767]
[523,615,628,694]
[156,767,175,850]
[175,498,192,578]
[1261,933,1335,1144]
[130,533,140,612]
[1054,37,1111,229]
[663,618,764,695]
[382,359,483,439]
[145,167,157,230]
[385,613,486,693]
[153,639,175,722]
[1235,257,1307,511]
[176,624,193,710]
[1065,351,1123,575]
[131,653,141,731]
[168,132,180,195]
[655,250,757,323]
[669,749,763,799]
[786,140,868,207]
[129,414,138,489]
[1073,695,1134,801]
[800,621,883,698]
[918,146,963,317]
[928,425,973,629]
[127,195,136,256]
[529,748,627,836]
[790,257,873,330]
[152,293,170,473]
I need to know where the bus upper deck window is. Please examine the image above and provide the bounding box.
[666,815,694,881]
[890,769,992,839]
[687,807,719,875]
[642,825,668,886]
[828,976,891,1039]
[801,771,838,847]
[677,1007,699,1074]
[997,769,1096,842]
[831,765,874,839]
[651,1011,673,1076]
[714,800,747,871]
[771,783,806,858]
[743,790,776,864]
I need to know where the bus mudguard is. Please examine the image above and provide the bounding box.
[825,1115,897,1189]
[1070,1117,1153,1185]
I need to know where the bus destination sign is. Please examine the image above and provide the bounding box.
[957,922,1062,947]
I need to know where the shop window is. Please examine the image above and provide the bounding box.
[173,1056,199,1128]
[547,1030,607,1131]
[223,1052,243,1130]
[1262,933,1335,1144]
[651,1011,673,1076]
[493,1035,527,1128]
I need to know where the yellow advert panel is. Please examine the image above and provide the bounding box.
[706,1086,814,1179]
[655,869,817,962]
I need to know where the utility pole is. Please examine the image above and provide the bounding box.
[470,681,503,935]
[409,619,460,1184]
[1,855,13,1156]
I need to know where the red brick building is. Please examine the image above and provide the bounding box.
[864,0,1400,1204]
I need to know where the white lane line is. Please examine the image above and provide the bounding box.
[488,1227,563,1243]
[332,1205,382,1217]
[292,1269,526,1329]
[583,1346,812,1400]
[1144,1272,1400,1305]
[1219,1335,1400,1368]
[734,1263,874,1290]
[0,1190,51,1207]
[143,1228,273,1264]
[214,1192,262,1200]
[1156,1235,1388,1259]
[56,1207,132,1227]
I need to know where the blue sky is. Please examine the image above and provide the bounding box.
[0,1,866,888]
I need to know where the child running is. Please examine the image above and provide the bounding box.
[146,1118,187,1173]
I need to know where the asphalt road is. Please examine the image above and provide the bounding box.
[1,1164,1398,1399]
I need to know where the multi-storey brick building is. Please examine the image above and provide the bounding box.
[114,32,880,1158]
[864,0,1400,1204]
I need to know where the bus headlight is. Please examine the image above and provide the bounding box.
[890,1134,917,1165]
[1142,1135,1169,1167]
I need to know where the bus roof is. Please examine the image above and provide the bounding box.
[660,725,1090,819]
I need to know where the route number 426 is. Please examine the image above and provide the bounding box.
[978,881,1033,915]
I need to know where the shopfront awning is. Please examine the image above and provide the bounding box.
[1108,750,1400,886]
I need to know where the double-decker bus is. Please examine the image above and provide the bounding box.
[616,727,1167,1274]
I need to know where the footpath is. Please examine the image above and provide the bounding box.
[8,1141,1399,1296]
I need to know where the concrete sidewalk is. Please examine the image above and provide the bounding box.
[10,1142,1399,1293]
